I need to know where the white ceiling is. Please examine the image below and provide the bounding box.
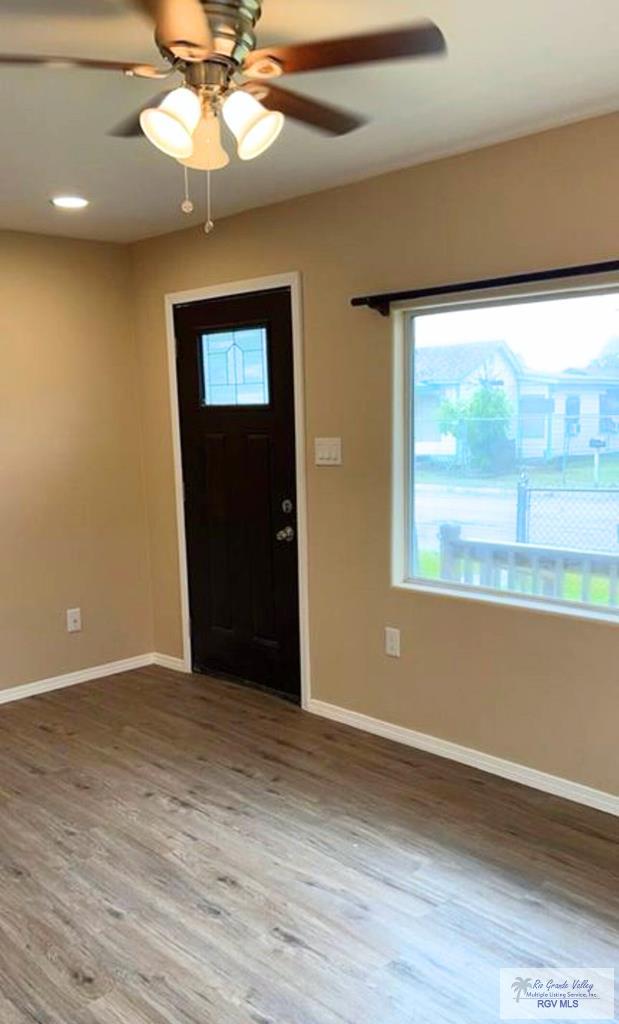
[1,0,618,242]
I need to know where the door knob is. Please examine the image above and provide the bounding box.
[276,526,295,543]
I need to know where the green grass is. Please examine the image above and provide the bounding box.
[417,550,613,606]
[416,453,619,489]
[418,551,441,578]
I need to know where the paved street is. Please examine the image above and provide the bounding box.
[414,483,619,554]
[414,483,517,550]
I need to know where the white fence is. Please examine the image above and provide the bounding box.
[439,524,619,605]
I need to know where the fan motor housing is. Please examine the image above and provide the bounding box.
[204,0,262,64]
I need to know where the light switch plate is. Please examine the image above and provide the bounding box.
[385,626,400,657]
[314,437,342,466]
[66,607,82,633]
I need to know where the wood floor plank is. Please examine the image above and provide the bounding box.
[0,667,616,1023]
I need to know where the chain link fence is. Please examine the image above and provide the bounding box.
[516,484,619,553]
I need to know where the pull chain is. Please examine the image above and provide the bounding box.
[181,166,194,214]
[204,170,215,234]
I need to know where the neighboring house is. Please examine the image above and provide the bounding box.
[415,340,619,461]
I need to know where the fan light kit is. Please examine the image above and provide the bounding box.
[140,86,202,159]
[4,0,446,234]
[138,85,283,169]
[222,90,284,161]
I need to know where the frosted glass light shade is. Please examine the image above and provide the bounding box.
[51,195,89,209]
[180,113,229,170]
[222,90,284,161]
[140,87,201,159]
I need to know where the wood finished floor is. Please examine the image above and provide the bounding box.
[0,667,616,1024]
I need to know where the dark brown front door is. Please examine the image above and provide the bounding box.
[174,287,300,700]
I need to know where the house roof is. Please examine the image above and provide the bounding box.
[415,341,520,384]
[415,339,619,387]
[522,364,619,385]
[555,366,619,382]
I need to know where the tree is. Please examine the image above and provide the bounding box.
[590,336,619,370]
[511,978,533,1003]
[439,382,513,474]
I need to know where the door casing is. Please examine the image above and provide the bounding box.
[164,273,311,708]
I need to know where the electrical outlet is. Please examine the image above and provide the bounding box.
[385,626,400,658]
[66,607,82,633]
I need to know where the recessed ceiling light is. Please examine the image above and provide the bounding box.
[50,195,90,210]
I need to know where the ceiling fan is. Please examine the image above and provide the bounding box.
[0,0,446,171]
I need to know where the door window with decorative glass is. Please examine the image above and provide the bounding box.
[201,326,269,406]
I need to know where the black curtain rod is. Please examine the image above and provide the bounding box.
[351,258,619,316]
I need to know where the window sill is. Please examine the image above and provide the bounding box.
[393,578,619,626]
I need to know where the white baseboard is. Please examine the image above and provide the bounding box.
[152,652,189,672]
[0,650,190,708]
[308,699,619,818]
[0,654,153,707]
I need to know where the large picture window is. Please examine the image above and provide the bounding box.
[400,287,619,619]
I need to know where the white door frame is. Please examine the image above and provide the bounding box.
[164,272,311,709]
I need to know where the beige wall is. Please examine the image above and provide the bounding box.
[0,232,152,686]
[4,116,614,794]
[131,111,619,796]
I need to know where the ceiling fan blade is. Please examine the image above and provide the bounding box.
[244,19,446,76]
[0,53,168,78]
[132,0,213,61]
[243,82,365,136]
[108,91,171,137]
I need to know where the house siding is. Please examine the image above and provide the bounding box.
[415,345,619,464]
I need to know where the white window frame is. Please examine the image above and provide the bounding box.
[391,275,619,626]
